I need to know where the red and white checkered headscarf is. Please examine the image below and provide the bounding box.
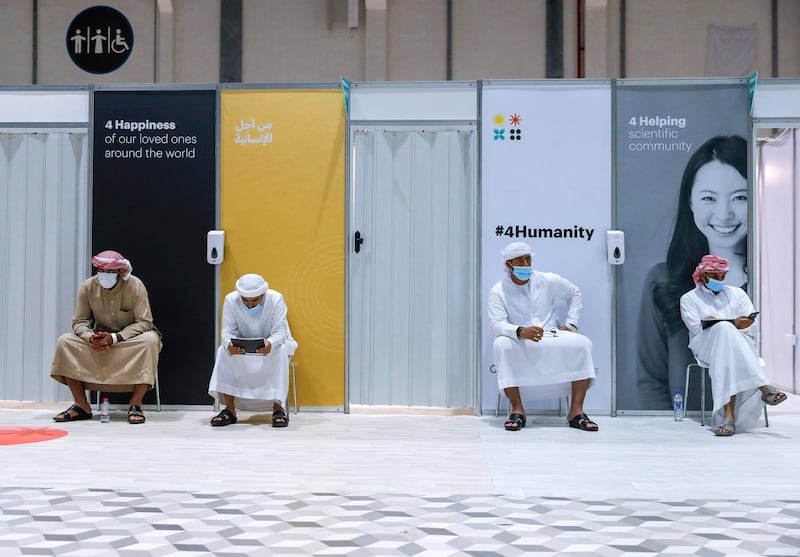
[692,255,729,284]
[91,250,132,281]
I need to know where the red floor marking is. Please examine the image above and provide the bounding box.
[0,427,69,446]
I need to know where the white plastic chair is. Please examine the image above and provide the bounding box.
[286,353,298,414]
[284,330,299,414]
[94,369,161,411]
[211,337,298,415]
[490,364,569,417]
[684,357,768,427]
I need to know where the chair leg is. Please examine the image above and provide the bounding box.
[496,392,501,417]
[684,366,691,420]
[558,396,570,417]
[290,361,298,414]
[700,367,706,427]
[155,373,161,412]
[94,379,161,412]
[764,404,769,427]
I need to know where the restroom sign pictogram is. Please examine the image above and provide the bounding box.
[66,6,134,74]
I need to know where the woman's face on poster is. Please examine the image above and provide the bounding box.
[689,159,748,249]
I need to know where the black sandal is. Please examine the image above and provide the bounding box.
[53,404,93,422]
[127,405,146,424]
[210,408,237,427]
[504,413,526,431]
[568,413,598,431]
[272,409,289,428]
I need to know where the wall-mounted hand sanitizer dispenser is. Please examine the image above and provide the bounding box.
[606,230,624,265]
[207,230,224,265]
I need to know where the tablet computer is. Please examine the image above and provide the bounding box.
[700,319,736,330]
[230,337,265,353]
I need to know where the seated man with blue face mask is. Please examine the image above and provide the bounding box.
[680,255,786,436]
[489,241,597,432]
[208,273,298,428]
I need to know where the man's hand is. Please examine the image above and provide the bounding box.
[734,316,754,329]
[519,325,545,342]
[227,342,246,355]
[90,332,113,351]
[256,341,272,355]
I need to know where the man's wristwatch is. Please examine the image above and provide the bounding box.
[515,326,523,339]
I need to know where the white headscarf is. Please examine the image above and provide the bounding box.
[501,241,533,262]
[236,273,268,298]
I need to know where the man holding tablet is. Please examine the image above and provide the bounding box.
[208,273,297,427]
[680,255,787,436]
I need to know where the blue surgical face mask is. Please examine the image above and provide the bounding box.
[241,300,263,313]
[705,278,724,293]
[512,265,533,281]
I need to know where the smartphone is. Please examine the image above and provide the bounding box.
[747,311,759,320]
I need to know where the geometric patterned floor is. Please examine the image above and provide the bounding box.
[2,397,799,556]
[3,488,799,556]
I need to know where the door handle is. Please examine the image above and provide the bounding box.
[354,230,364,253]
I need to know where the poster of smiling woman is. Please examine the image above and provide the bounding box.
[614,80,749,411]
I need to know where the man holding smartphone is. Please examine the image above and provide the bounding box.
[207,273,297,427]
[680,255,787,436]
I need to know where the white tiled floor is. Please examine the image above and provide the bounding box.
[1,396,799,555]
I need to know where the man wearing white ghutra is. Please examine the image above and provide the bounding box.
[208,273,297,428]
[489,242,597,432]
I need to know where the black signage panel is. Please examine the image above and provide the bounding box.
[93,90,216,406]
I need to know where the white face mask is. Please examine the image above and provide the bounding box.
[97,272,118,289]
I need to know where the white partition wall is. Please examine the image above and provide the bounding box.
[756,129,798,393]
[0,89,89,402]
[480,80,613,415]
[348,82,479,410]
[753,79,800,394]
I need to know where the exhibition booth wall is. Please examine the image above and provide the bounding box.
[752,79,800,398]
[0,79,797,413]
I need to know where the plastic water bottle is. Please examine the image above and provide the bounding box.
[673,391,684,421]
[100,398,110,423]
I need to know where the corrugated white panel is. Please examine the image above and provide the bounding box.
[0,132,88,401]
[349,129,477,407]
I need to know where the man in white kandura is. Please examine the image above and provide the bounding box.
[208,273,298,428]
[680,255,787,436]
[489,241,597,432]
